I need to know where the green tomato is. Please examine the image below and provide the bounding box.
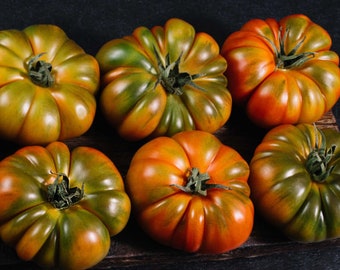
[249,123,340,242]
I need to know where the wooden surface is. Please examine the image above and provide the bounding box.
[0,108,339,270]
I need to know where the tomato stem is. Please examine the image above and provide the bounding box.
[27,52,54,87]
[265,27,315,69]
[306,126,336,182]
[171,167,230,196]
[47,171,84,209]
[153,47,204,95]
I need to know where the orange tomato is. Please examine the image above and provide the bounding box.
[126,130,254,253]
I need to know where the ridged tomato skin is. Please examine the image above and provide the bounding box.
[222,14,340,128]
[0,24,99,145]
[249,124,340,242]
[0,142,131,270]
[96,18,232,141]
[126,130,254,253]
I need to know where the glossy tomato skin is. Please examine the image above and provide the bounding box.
[0,24,100,145]
[249,124,340,242]
[0,142,131,270]
[96,18,232,141]
[126,130,254,253]
[222,14,340,128]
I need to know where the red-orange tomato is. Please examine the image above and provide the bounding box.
[222,14,340,128]
[126,130,254,254]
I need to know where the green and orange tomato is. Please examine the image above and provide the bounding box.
[249,123,340,242]
[0,142,131,269]
[96,18,232,141]
[0,24,99,145]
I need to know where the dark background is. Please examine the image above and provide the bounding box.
[0,1,340,269]
[2,0,338,56]
[1,0,338,124]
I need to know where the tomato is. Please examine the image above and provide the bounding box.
[0,24,100,145]
[96,18,232,141]
[126,130,254,253]
[249,123,340,242]
[221,14,340,128]
[0,142,131,270]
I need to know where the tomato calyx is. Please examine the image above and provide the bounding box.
[154,48,203,95]
[28,52,54,87]
[266,28,315,69]
[47,171,84,209]
[171,167,230,196]
[306,127,336,182]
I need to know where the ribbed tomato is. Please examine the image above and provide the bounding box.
[0,142,131,269]
[222,14,340,128]
[0,24,99,145]
[96,18,232,141]
[249,124,340,242]
[126,130,254,253]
